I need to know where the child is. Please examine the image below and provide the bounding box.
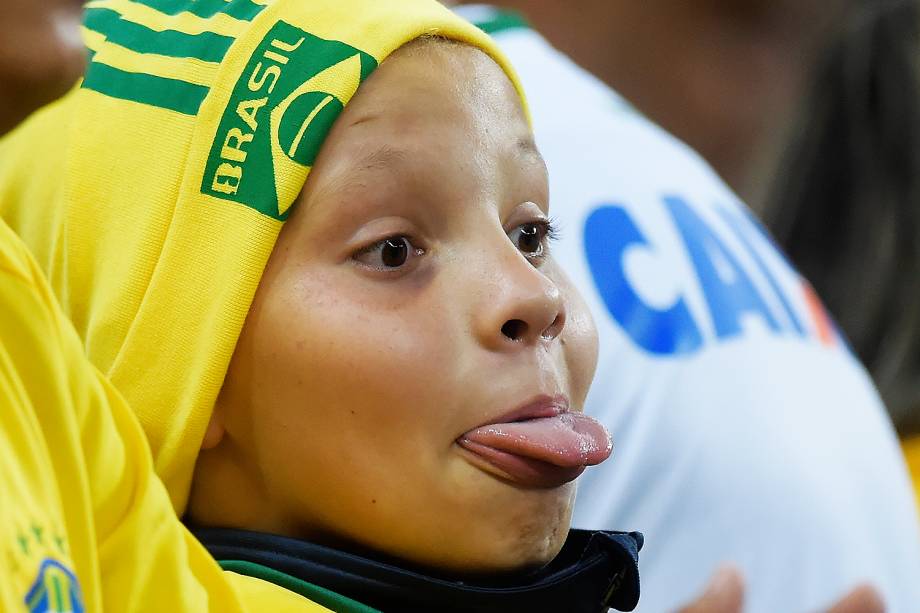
[0,1,315,611]
[0,0,640,610]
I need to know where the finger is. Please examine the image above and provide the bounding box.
[823,584,885,613]
[676,565,744,613]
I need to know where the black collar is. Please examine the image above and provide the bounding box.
[193,527,641,613]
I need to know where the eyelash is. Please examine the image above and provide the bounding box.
[351,217,560,273]
[534,217,561,244]
[511,217,560,263]
[353,234,424,272]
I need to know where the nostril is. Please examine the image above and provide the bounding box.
[501,319,528,341]
[542,313,564,340]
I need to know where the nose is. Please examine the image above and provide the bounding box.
[477,253,567,349]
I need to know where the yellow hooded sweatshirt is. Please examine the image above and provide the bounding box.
[0,0,523,511]
[0,218,272,612]
[0,0,524,610]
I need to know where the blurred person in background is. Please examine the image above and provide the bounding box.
[450,2,920,612]
[458,0,851,212]
[761,0,920,450]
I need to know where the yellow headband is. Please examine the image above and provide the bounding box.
[0,0,527,513]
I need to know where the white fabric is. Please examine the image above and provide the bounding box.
[456,7,920,612]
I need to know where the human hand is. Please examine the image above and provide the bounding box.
[674,566,885,613]
[675,565,744,613]
[822,584,885,613]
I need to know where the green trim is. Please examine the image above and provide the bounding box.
[220,559,383,613]
[52,575,64,611]
[131,0,266,21]
[84,8,236,63]
[82,61,209,115]
[472,9,530,35]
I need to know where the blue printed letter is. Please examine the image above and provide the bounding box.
[665,196,781,340]
[716,203,805,336]
[585,205,703,355]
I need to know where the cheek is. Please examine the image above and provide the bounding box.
[248,267,468,468]
[564,305,599,407]
[553,270,599,405]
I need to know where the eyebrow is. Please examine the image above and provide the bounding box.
[356,144,408,174]
[355,135,538,170]
[516,135,546,169]
[319,144,407,204]
[338,134,541,197]
[517,135,539,157]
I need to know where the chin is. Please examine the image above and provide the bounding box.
[450,484,576,575]
[459,529,569,576]
[501,516,571,572]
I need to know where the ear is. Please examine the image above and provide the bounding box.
[200,409,226,450]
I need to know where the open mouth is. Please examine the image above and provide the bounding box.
[457,400,612,489]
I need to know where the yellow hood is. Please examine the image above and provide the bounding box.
[0,0,525,514]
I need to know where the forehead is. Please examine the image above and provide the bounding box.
[352,39,527,136]
[289,39,546,233]
[308,39,535,183]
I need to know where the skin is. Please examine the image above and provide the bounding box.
[675,568,883,613]
[0,0,86,136]
[187,40,600,574]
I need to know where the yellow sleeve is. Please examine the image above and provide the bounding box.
[0,221,91,611]
[0,220,319,612]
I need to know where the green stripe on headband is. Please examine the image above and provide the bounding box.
[85,8,236,63]
[472,9,529,35]
[131,0,266,21]
[83,62,209,115]
[79,0,262,114]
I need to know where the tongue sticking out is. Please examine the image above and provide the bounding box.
[459,413,612,469]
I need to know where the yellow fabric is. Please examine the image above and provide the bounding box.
[224,572,332,612]
[0,218,263,611]
[902,435,920,517]
[0,0,525,514]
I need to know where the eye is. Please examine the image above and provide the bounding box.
[354,235,423,270]
[508,219,558,261]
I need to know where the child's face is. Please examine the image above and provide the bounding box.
[193,41,603,573]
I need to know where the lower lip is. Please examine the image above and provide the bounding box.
[458,439,586,489]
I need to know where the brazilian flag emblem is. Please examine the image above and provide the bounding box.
[24,558,84,613]
[202,20,377,220]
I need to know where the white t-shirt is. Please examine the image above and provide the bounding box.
[456,7,920,612]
